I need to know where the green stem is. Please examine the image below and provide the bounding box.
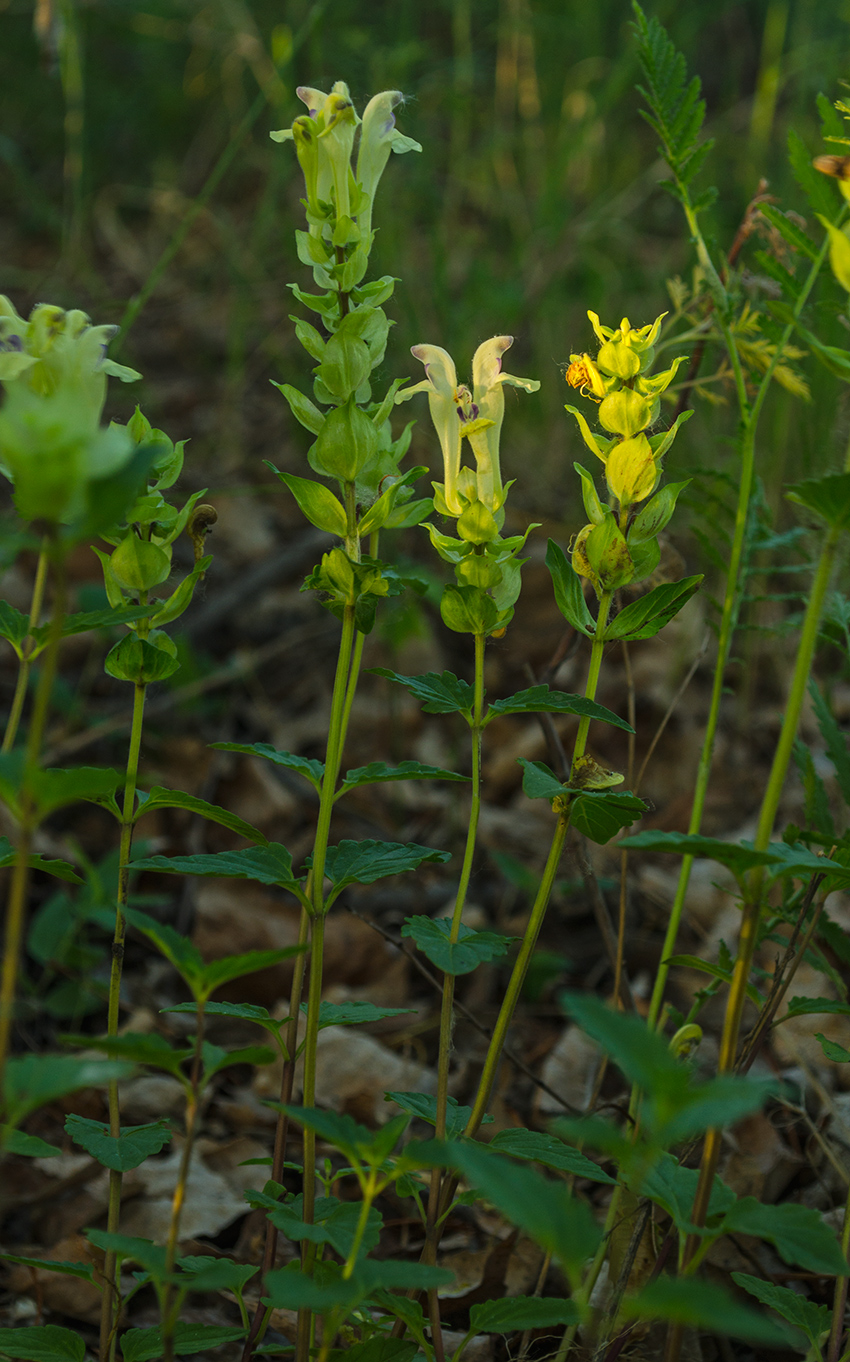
[425,632,486,1267]
[2,541,49,755]
[296,911,325,1362]
[100,681,147,1362]
[241,906,311,1362]
[463,589,611,1142]
[162,1007,205,1362]
[0,548,66,1098]
[646,225,832,1033]
[828,1177,850,1362]
[571,592,612,770]
[343,1177,377,1278]
[343,481,359,562]
[463,812,570,1139]
[296,603,357,1362]
[336,533,377,759]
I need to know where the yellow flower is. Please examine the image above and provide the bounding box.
[566,353,606,399]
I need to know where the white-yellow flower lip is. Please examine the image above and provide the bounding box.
[397,336,539,515]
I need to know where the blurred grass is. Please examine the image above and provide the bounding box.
[2,0,850,516]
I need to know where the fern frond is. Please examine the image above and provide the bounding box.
[631,3,712,191]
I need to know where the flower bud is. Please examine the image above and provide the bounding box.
[598,388,654,437]
[597,340,641,380]
[605,434,658,507]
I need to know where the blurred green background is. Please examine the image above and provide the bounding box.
[2,0,850,514]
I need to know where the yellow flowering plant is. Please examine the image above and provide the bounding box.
[564,310,692,594]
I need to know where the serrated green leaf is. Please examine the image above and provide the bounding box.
[0,601,30,655]
[63,1031,192,1079]
[816,1032,850,1062]
[0,1127,62,1157]
[639,1152,735,1234]
[274,1105,408,1166]
[385,1091,492,1140]
[210,741,325,794]
[321,840,451,905]
[122,907,204,988]
[470,1297,582,1333]
[0,837,83,884]
[0,1326,85,1362]
[201,1040,275,1079]
[720,1198,849,1275]
[486,686,632,732]
[134,787,265,844]
[545,539,595,636]
[3,1054,133,1127]
[0,1254,92,1280]
[132,844,306,894]
[623,1276,790,1344]
[447,1141,601,1284]
[64,1115,172,1171]
[176,1255,258,1295]
[314,1000,416,1028]
[119,1324,246,1362]
[784,996,850,1019]
[263,1259,452,1314]
[570,791,648,843]
[84,1229,167,1276]
[163,999,276,1025]
[665,955,761,1007]
[0,758,123,823]
[605,576,703,641]
[488,1127,616,1184]
[339,760,469,793]
[560,992,774,1140]
[619,830,781,880]
[731,1272,831,1344]
[401,916,512,976]
[518,759,565,801]
[257,1193,382,1259]
[368,667,476,715]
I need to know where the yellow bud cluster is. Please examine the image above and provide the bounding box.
[564,310,691,596]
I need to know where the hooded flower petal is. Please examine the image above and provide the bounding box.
[398,345,464,513]
[356,91,422,236]
[469,336,539,510]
